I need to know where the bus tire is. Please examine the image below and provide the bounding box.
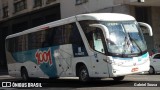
[21,68,29,81]
[113,76,125,81]
[149,66,155,75]
[78,65,90,82]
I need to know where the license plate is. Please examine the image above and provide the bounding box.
[131,67,139,72]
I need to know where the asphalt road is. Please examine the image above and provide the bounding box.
[0,74,160,90]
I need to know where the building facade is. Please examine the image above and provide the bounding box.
[129,0,160,52]
[0,0,160,68]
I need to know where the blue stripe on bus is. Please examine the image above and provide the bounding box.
[141,53,148,58]
[12,46,59,77]
[113,53,148,60]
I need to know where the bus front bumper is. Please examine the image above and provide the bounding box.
[110,61,150,77]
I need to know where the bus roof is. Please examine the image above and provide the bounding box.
[76,13,135,21]
[6,13,135,39]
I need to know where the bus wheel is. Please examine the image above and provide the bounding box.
[21,68,29,81]
[113,76,125,81]
[149,66,155,75]
[78,65,90,82]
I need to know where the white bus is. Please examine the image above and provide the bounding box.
[5,13,153,82]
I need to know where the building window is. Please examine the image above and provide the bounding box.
[14,0,26,12]
[3,6,9,18]
[75,0,88,5]
[46,0,56,4]
[34,0,42,8]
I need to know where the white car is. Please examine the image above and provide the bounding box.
[149,53,160,74]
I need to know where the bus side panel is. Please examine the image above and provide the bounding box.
[54,44,74,77]
[8,46,61,78]
[6,51,19,77]
[7,44,75,78]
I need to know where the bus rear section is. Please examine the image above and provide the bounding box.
[5,21,87,81]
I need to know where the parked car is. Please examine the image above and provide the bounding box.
[149,53,160,74]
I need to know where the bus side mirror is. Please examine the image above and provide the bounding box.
[138,22,153,36]
[89,24,109,39]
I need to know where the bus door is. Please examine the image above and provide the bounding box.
[89,29,110,77]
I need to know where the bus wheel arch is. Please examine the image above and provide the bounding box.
[76,62,90,82]
[21,66,30,81]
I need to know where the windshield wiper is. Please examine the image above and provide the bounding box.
[121,34,142,57]
[127,33,142,55]
[122,36,130,57]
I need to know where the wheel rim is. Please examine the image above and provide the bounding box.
[80,69,88,81]
[22,73,27,81]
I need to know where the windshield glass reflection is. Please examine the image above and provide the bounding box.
[102,21,147,55]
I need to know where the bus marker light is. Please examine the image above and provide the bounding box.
[41,26,49,30]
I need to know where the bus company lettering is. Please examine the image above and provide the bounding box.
[35,48,52,65]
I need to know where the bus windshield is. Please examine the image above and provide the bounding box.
[80,20,147,57]
[102,21,147,56]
